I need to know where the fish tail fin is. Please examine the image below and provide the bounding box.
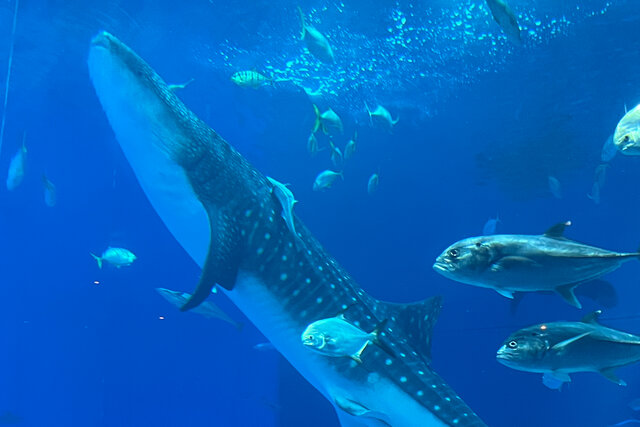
[338,171,344,180]
[90,253,102,269]
[312,104,321,133]
[364,102,372,125]
[297,6,306,40]
[392,115,400,125]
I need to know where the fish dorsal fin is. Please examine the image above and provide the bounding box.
[581,310,602,324]
[544,221,572,239]
[373,296,442,364]
[551,332,591,351]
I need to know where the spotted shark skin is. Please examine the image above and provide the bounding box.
[87,32,486,427]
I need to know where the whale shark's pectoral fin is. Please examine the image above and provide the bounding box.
[333,396,392,427]
[555,283,582,309]
[181,207,242,311]
[600,367,627,386]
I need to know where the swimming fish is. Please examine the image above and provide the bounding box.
[301,315,389,363]
[88,31,488,427]
[367,173,379,195]
[548,176,562,199]
[90,247,137,269]
[587,181,601,205]
[614,104,640,155]
[168,78,194,92]
[328,140,343,170]
[482,215,500,235]
[266,176,303,247]
[365,103,399,130]
[155,287,242,329]
[594,164,609,189]
[313,170,342,191]
[484,0,521,44]
[344,131,357,161]
[306,132,322,156]
[297,7,334,63]
[433,221,640,308]
[253,342,276,352]
[313,105,343,135]
[230,71,287,89]
[601,133,617,162]
[6,133,26,191]
[497,310,640,389]
[42,174,56,207]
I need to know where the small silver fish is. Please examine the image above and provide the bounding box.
[297,7,334,63]
[344,131,357,161]
[307,132,322,156]
[253,342,276,352]
[42,174,57,207]
[301,316,386,363]
[485,0,521,44]
[548,176,562,199]
[168,78,194,92]
[614,104,640,155]
[365,103,399,130]
[90,247,136,269]
[329,140,343,169]
[367,173,379,195]
[267,176,303,247]
[313,170,342,191]
[6,133,26,191]
[588,182,601,205]
[155,287,242,329]
[313,105,343,135]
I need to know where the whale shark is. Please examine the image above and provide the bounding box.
[87,31,486,427]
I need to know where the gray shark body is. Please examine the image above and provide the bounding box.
[87,32,485,427]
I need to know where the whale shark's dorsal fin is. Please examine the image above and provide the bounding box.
[374,296,442,364]
[181,206,242,311]
[543,220,572,239]
[581,310,602,324]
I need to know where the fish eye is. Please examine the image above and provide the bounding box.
[508,340,517,349]
[307,335,313,340]
[623,135,630,142]
[475,242,482,248]
[449,249,459,258]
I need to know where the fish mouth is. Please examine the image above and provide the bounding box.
[496,345,515,364]
[432,261,452,273]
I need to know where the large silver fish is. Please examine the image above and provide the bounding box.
[88,31,486,427]
[497,310,640,389]
[297,7,334,63]
[433,221,639,308]
[614,104,640,155]
[485,0,521,44]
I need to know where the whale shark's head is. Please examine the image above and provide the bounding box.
[88,32,212,267]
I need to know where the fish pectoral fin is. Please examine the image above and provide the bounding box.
[542,372,571,390]
[495,289,514,299]
[555,284,582,309]
[490,256,540,272]
[181,207,241,312]
[350,354,363,364]
[333,396,392,426]
[600,367,627,386]
[551,332,591,351]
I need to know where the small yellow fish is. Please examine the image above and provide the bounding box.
[231,71,273,89]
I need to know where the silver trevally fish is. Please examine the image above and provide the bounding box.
[90,247,137,269]
[343,131,357,161]
[313,170,342,191]
[155,287,242,330]
[433,221,640,308]
[614,104,640,155]
[367,173,379,195]
[485,0,521,44]
[328,140,343,169]
[365,103,399,130]
[313,105,343,135]
[301,315,389,364]
[6,134,26,191]
[497,310,640,389]
[266,176,303,248]
[297,6,334,63]
[42,174,57,207]
[306,132,322,156]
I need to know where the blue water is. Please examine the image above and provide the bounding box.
[1,1,640,426]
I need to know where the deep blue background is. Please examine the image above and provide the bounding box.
[1,1,640,426]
